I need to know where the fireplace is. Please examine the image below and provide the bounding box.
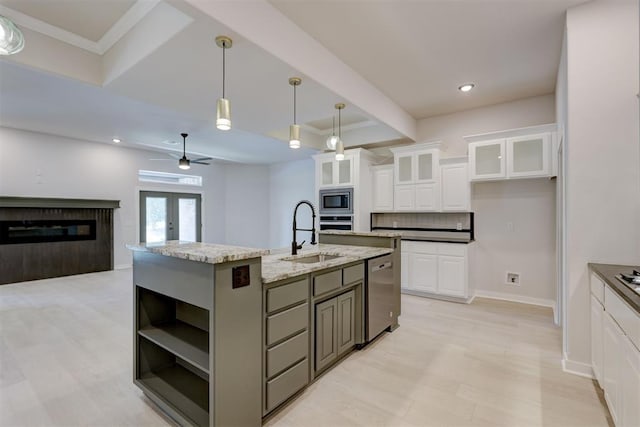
[0,197,120,285]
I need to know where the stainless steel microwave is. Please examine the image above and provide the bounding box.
[319,187,353,215]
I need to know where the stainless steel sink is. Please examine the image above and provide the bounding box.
[285,254,342,264]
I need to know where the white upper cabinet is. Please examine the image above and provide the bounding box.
[469,139,506,181]
[506,133,551,178]
[467,125,557,182]
[390,142,442,212]
[371,165,394,212]
[317,156,353,188]
[394,148,439,184]
[440,161,470,212]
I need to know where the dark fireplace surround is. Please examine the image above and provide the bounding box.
[0,197,120,285]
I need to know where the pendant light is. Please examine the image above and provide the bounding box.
[326,115,339,150]
[0,15,25,55]
[335,103,345,161]
[179,133,191,170]
[215,36,232,131]
[289,77,302,149]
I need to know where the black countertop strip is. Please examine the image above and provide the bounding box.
[372,227,472,233]
[401,238,473,244]
[589,263,640,314]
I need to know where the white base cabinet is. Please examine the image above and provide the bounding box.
[402,241,472,301]
[590,268,640,427]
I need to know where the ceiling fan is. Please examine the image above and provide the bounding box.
[150,133,212,170]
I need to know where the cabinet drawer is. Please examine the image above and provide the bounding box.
[314,270,342,296]
[605,287,640,350]
[343,263,364,285]
[266,330,308,379]
[438,244,466,257]
[267,279,308,313]
[266,303,308,346]
[590,273,605,304]
[265,358,309,412]
[404,241,438,254]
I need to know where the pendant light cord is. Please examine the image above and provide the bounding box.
[222,42,226,99]
[338,107,342,138]
[183,135,186,157]
[332,116,335,136]
[293,84,297,125]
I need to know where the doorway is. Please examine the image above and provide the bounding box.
[139,191,202,243]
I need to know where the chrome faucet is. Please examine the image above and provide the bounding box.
[292,200,317,255]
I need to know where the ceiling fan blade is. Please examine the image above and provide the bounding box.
[191,157,213,162]
[191,160,210,165]
[149,158,175,161]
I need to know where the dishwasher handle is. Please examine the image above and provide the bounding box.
[371,261,392,272]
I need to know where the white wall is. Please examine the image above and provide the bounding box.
[223,164,271,248]
[416,94,556,157]
[562,0,640,373]
[268,159,316,250]
[472,179,557,305]
[415,96,558,305]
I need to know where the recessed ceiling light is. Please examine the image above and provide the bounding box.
[458,83,475,92]
[112,138,121,143]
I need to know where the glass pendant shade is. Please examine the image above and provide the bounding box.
[216,98,231,131]
[0,15,25,55]
[326,135,339,150]
[289,124,301,149]
[335,139,345,161]
[179,157,191,170]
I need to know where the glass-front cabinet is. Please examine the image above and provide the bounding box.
[506,133,551,178]
[468,131,554,181]
[319,156,353,187]
[394,149,438,184]
[469,139,506,180]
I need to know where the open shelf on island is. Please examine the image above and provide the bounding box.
[138,336,209,426]
[139,321,209,374]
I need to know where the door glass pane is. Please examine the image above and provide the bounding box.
[513,139,543,173]
[417,153,433,180]
[178,198,197,242]
[338,159,351,184]
[145,197,167,243]
[398,156,412,182]
[322,162,333,185]
[476,144,502,175]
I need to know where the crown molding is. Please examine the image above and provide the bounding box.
[0,0,160,55]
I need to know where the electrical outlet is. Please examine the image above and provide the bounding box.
[506,272,520,286]
[456,222,463,231]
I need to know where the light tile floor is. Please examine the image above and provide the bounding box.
[0,269,611,426]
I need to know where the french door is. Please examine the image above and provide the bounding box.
[139,191,202,243]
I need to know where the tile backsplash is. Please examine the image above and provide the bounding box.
[371,212,472,230]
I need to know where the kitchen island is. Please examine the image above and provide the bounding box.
[128,240,399,426]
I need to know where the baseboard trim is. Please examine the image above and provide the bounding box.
[473,290,556,310]
[115,264,132,270]
[562,358,594,379]
[401,288,473,304]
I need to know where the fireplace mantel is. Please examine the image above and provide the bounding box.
[0,197,120,209]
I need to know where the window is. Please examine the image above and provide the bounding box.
[138,170,202,186]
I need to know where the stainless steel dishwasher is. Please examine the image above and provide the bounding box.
[366,254,394,342]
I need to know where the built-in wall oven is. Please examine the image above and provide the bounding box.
[319,215,353,231]
[319,187,353,231]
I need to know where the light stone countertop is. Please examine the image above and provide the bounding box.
[262,243,393,284]
[126,241,269,264]
[319,230,402,238]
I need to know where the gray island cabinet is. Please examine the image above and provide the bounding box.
[129,242,268,427]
